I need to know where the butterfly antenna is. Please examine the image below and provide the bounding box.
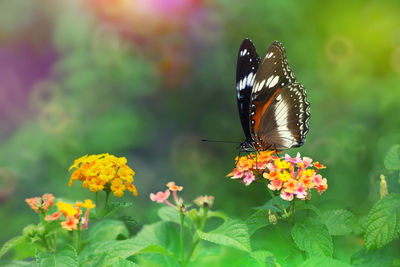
[201,139,241,144]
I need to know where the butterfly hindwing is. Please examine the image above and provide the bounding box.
[248,41,310,150]
[236,38,260,141]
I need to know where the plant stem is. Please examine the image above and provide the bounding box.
[75,229,81,253]
[185,206,209,264]
[102,191,110,217]
[95,192,99,218]
[180,212,185,266]
[266,184,288,216]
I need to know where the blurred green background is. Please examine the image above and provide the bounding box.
[1,0,400,263]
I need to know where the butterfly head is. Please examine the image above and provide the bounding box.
[239,140,256,152]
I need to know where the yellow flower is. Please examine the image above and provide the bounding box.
[274,159,291,170]
[99,167,116,182]
[117,166,135,180]
[277,170,291,182]
[56,201,78,217]
[68,153,137,197]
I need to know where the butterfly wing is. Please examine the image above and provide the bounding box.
[249,41,310,150]
[236,38,260,141]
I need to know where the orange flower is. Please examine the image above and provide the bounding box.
[45,211,62,221]
[61,216,79,231]
[167,181,183,191]
[283,179,297,194]
[313,162,326,169]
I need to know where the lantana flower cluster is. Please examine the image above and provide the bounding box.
[150,181,215,210]
[68,153,137,197]
[25,193,54,213]
[45,200,96,231]
[25,194,96,231]
[227,151,328,201]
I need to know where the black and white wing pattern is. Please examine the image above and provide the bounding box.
[249,41,310,150]
[236,38,260,141]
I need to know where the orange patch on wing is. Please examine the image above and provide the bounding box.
[252,88,282,132]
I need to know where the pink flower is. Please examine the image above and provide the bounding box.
[268,179,283,191]
[280,191,294,201]
[313,174,323,185]
[285,152,301,164]
[231,171,244,179]
[243,172,256,186]
[302,157,313,168]
[150,190,171,203]
[294,184,307,200]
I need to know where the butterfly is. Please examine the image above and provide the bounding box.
[236,38,310,152]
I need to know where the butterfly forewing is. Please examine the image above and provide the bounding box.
[236,39,260,141]
[248,41,310,150]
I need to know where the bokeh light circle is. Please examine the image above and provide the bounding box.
[39,103,70,135]
[325,35,354,64]
[0,168,17,202]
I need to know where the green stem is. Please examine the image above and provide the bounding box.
[95,192,99,218]
[180,212,185,266]
[266,184,288,216]
[75,229,81,253]
[102,191,110,217]
[185,206,209,264]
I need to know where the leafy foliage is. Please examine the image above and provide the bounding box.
[197,219,251,252]
[351,247,397,267]
[246,210,270,236]
[85,220,129,244]
[321,209,360,235]
[384,144,400,170]
[300,256,352,267]
[36,245,77,267]
[291,217,333,257]
[364,193,400,249]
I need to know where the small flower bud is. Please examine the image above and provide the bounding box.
[22,225,37,237]
[380,174,388,199]
[179,204,186,214]
[268,210,277,225]
[194,195,214,208]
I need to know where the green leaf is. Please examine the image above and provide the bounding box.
[0,236,25,258]
[249,250,276,266]
[157,207,191,229]
[110,258,139,267]
[384,144,400,170]
[79,222,179,266]
[294,201,322,217]
[364,193,400,249]
[0,260,36,267]
[291,217,333,257]
[207,210,228,220]
[86,219,129,244]
[36,245,77,267]
[197,219,251,252]
[104,201,133,217]
[300,257,352,267]
[254,198,290,213]
[321,209,359,235]
[246,210,270,236]
[351,247,397,267]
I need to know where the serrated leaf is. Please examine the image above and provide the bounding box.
[86,219,129,244]
[291,217,333,257]
[104,201,133,217]
[197,219,251,252]
[364,193,400,249]
[294,201,321,217]
[110,257,139,267]
[254,198,290,213]
[157,206,191,229]
[351,247,397,267]
[300,256,352,267]
[0,236,25,258]
[36,245,77,267]
[80,222,179,266]
[321,209,359,235]
[384,144,400,170]
[246,210,270,236]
